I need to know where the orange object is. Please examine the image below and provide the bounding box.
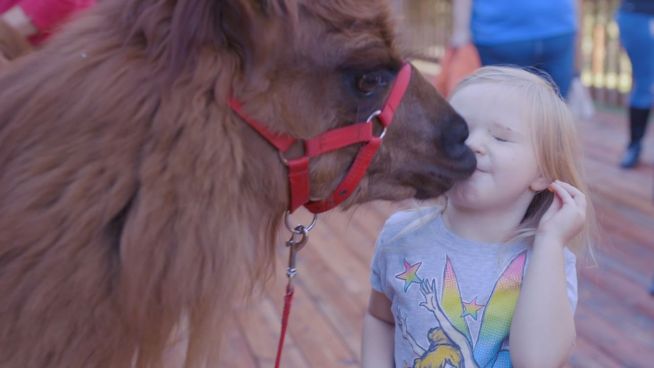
[434,43,481,98]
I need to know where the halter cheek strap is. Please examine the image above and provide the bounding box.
[229,63,412,213]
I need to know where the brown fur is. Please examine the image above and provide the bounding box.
[0,0,475,366]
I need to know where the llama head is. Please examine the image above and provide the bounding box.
[154,0,476,208]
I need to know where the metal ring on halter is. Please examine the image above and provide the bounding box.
[284,210,318,234]
[278,151,289,165]
[365,109,387,139]
[365,110,382,123]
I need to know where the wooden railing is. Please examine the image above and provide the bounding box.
[394,0,629,106]
[580,0,628,105]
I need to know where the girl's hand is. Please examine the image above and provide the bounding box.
[536,180,587,246]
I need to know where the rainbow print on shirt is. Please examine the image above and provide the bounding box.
[394,252,527,368]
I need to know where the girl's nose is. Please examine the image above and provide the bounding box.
[465,130,486,155]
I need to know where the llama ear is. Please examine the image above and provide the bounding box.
[169,0,297,81]
[255,0,298,18]
[222,0,298,74]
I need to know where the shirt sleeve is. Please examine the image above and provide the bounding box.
[370,214,400,295]
[563,248,578,313]
[18,0,94,34]
[370,233,386,294]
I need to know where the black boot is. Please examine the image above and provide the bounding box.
[620,142,642,168]
[620,107,650,169]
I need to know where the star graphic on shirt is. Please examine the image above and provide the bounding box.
[395,259,423,292]
[462,298,484,320]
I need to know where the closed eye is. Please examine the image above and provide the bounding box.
[490,122,517,142]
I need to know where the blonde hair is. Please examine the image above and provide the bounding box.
[450,66,596,255]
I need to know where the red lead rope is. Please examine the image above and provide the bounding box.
[274,283,294,368]
[274,223,309,368]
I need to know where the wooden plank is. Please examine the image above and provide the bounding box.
[578,278,654,349]
[579,264,654,321]
[594,202,654,254]
[317,208,381,266]
[575,298,654,367]
[307,218,374,297]
[264,249,359,367]
[236,296,308,367]
[289,243,367,361]
[568,335,623,368]
[593,229,654,284]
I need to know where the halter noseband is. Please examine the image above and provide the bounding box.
[229,63,412,214]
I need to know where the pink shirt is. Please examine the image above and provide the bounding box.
[0,0,95,44]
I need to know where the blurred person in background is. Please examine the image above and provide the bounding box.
[616,0,654,169]
[451,0,578,99]
[0,0,95,61]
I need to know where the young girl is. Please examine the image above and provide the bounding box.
[362,66,593,368]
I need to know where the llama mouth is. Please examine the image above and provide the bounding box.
[414,188,434,200]
[412,174,454,200]
[413,182,452,199]
[409,158,477,199]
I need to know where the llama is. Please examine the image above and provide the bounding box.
[0,0,475,366]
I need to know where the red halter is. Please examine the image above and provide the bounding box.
[229,63,412,213]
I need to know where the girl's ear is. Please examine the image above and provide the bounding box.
[529,174,551,192]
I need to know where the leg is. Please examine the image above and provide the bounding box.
[616,11,654,167]
[621,107,650,168]
[476,35,573,98]
[537,32,576,99]
[475,39,536,68]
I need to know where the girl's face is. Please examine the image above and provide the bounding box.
[447,83,549,212]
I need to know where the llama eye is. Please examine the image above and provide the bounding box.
[355,72,387,96]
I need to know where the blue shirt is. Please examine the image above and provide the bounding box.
[472,0,577,45]
[620,0,654,15]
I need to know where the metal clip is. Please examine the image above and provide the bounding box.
[286,225,308,279]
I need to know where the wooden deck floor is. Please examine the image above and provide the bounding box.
[221,106,654,367]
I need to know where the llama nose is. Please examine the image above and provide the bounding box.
[440,114,470,159]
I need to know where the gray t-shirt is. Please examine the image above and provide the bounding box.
[370,207,578,368]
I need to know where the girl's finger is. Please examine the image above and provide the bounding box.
[556,181,587,209]
[551,182,575,206]
[556,181,583,198]
[542,195,558,220]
